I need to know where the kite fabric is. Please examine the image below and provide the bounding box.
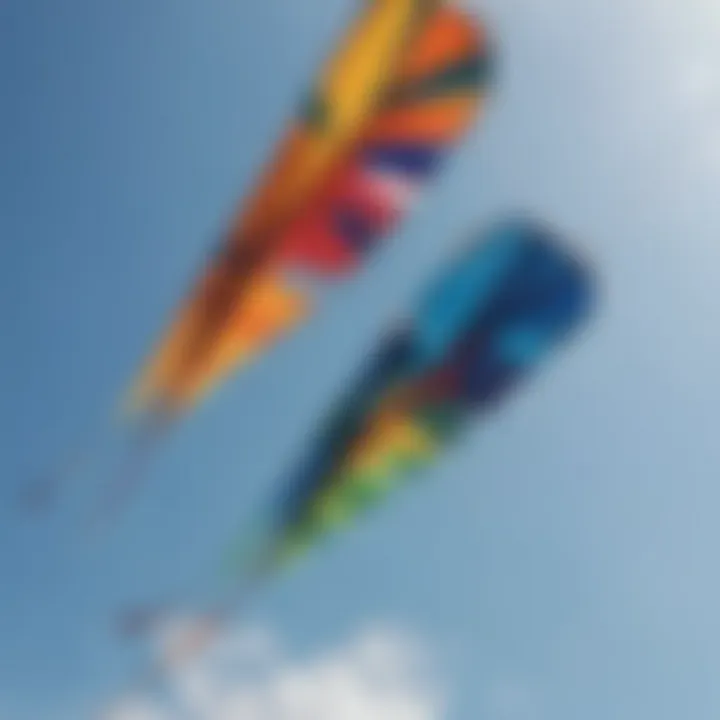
[128,1,494,421]
[117,216,596,683]
[26,1,494,519]
[232,216,596,576]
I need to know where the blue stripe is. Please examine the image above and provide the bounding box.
[363,143,445,179]
[413,231,524,366]
[333,208,379,253]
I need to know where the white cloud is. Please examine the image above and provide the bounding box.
[104,622,447,720]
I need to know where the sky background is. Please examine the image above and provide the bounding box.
[2,0,720,717]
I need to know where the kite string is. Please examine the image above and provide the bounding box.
[17,411,123,514]
[84,410,172,536]
[101,568,264,719]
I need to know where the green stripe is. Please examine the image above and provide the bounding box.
[386,54,492,108]
[416,405,463,438]
[298,89,331,133]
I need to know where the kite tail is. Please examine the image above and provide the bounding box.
[117,552,267,643]
[102,610,225,715]
[104,578,261,716]
[86,407,173,534]
[17,418,115,515]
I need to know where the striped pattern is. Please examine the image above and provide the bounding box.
[247,220,594,571]
[129,3,492,419]
[279,6,492,274]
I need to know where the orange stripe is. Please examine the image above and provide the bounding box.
[227,126,311,249]
[395,8,483,87]
[174,274,309,408]
[366,95,480,144]
[126,267,216,414]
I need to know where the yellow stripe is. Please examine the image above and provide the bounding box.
[233,0,429,244]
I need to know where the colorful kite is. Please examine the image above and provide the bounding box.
[118,217,596,683]
[130,0,491,420]
[27,1,494,518]
[232,216,595,576]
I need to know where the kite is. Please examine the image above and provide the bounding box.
[117,217,596,685]
[130,0,492,421]
[26,0,494,519]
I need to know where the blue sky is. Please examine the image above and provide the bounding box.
[2,0,720,718]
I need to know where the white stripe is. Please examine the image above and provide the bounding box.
[360,168,419,211]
